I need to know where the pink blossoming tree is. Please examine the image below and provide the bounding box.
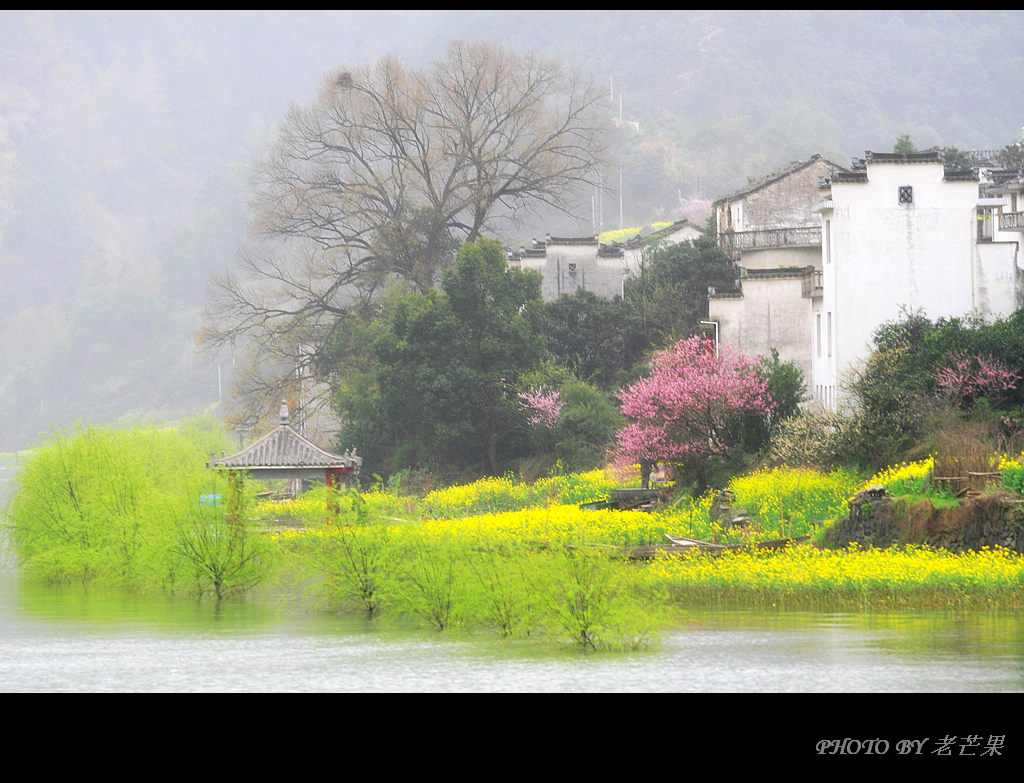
[518,387,564,428]
[614,336,774,491]
[934,353,1020,409]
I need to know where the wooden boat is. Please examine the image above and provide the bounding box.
[663,533,728,550]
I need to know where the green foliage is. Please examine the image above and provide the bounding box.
[517,365,623,471]
[6,420,269,598]
[302,493,394,618]
[176,411,237,459]
[893,134,917,154]
[418,468,632,519]
[329,238,546,479]
[1001,456,1024,496]
[768,308,1024,472]
[623,234,737,348]
[942,147,972,176]
[845,346,930,469]
[461,539,541,637]
[843,309,1024,467]
[870,308,1024,412]
[997,140,1024,171]
[725,466,862,540]
[767,405,863,470]
[173,501,272,600]
[392,533,467,631]
[742,349,806,453]
[1003,467,1024,495]
[552,378,624,470]
[535,546,657,651]
[541,291,651,390]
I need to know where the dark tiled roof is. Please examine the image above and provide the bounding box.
[864,150,942,165]
[546,236,599,245]
[832,171,869,184]
[209,423,360,471]
[649,219,698,236]
[744,266,815,280]
[714,154,846,205]
[943,171,980,182]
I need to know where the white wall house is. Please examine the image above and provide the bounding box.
[510,235,627,300]
[812,150,1022,406]
[621,219,704,277]
[508,219,703,302]
[709,155,846,384]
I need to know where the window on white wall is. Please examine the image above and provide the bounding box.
[824,219,831,264]
[827,312,832,358]
[898,185,914,205]
[816,313,822,358]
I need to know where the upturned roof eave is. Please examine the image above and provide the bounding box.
[207,424,361,471]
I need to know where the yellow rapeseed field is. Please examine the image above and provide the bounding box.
[638,545,1024,608]
[262,461,1024,611]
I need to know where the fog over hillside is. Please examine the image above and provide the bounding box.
[1,10,1021,450]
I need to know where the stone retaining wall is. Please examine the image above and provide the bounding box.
[820,486,1024,553]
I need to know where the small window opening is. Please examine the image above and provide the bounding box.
[898,185,914,205]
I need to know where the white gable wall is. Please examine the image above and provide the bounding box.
[816,159,1014,402]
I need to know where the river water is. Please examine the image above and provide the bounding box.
[2,575,1023,693]
[2,461,1023,694]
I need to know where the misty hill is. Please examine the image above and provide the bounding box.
[1,10,1021,450]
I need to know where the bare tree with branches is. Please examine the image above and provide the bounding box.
[202,41,608,428]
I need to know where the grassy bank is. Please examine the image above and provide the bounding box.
[7,425,1024,648]
[639,545,1024,610]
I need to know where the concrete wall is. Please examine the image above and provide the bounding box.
[709,273,813,383]
[717,157,837,232]
[974,240,1020,316]
[517,240,628,301]
[514,222,705,304]
[816,158,1015,400]
[739,245,820,271]
[709,158,837,385]
[741,158,835,229]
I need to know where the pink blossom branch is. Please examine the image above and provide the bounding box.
[519,387,564,428]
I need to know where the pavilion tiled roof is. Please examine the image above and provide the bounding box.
[208,403,360,472]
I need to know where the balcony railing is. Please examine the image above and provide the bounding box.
[998,211,1024,231]
[801,267,823,298]
[718,225,822,252]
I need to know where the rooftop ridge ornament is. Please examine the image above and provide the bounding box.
[280,400,290,427]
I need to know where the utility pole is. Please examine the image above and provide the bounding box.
[619,168,623,230]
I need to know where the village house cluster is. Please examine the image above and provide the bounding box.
[511,145,1024,408]
[508,220,701,300]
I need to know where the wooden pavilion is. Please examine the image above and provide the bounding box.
[207,402,361,491]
